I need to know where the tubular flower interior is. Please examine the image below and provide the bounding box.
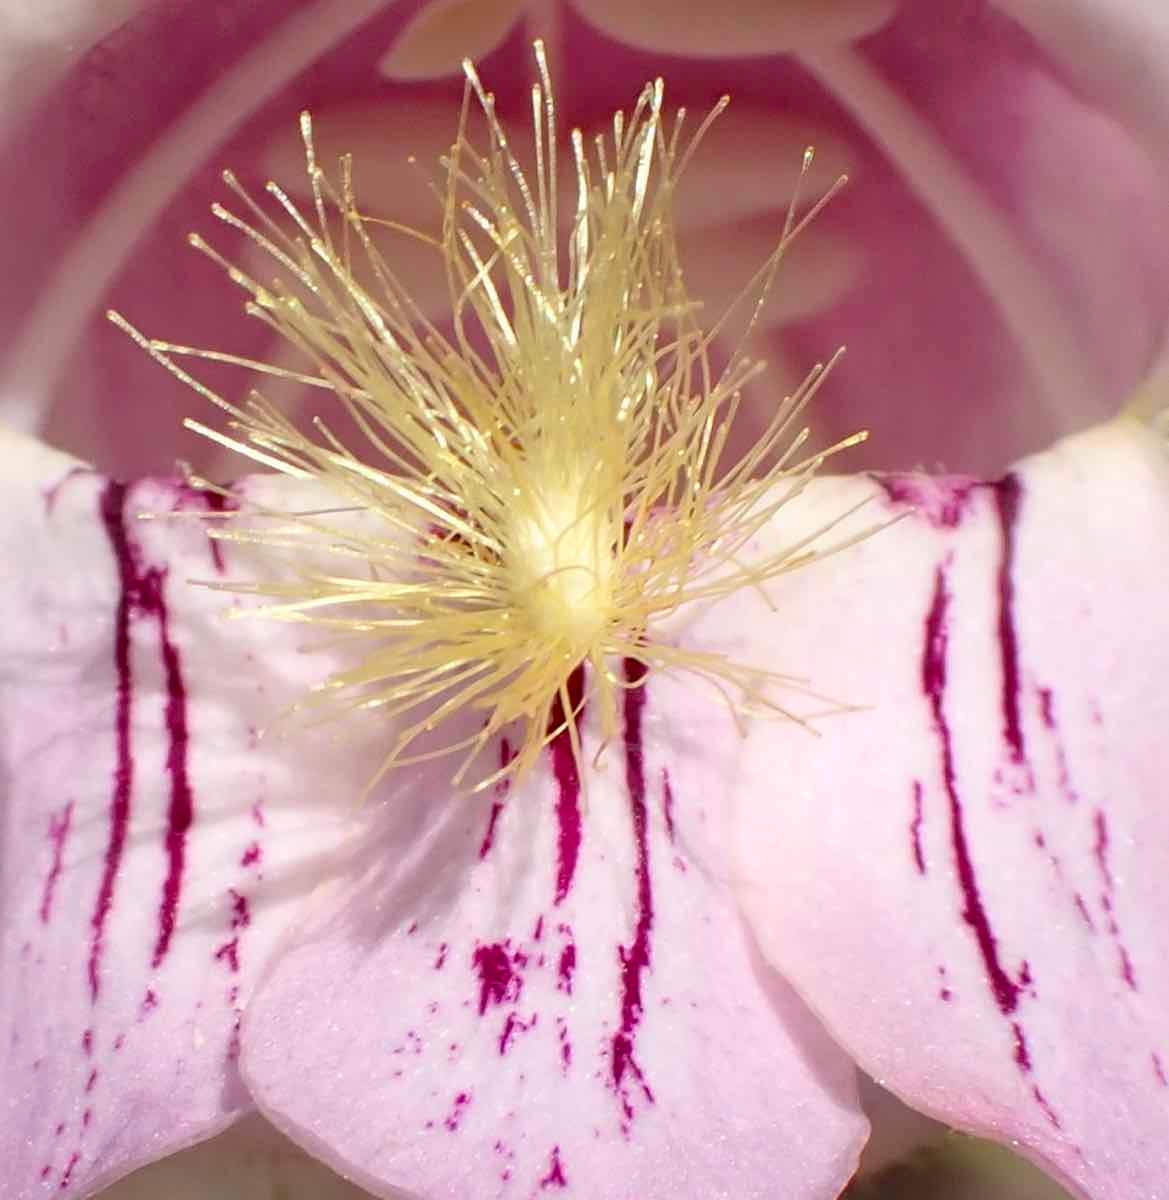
[112,41,871,794]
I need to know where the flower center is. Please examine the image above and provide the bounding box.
[505,471,617,651]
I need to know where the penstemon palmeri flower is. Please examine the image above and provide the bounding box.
[1,4,1168,1200]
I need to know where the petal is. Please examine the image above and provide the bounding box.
[727,418,1169,1199]
[242,668,867,1198]
[793,27,1169,474]
[11,4,1166,485]
[258,98,854,237]
[570,0,897,57]
[0,0,142,131]
[680,217,864,330]
[0,433,370,1198]
[616,104,856,235]
[258,98,501,236]
[378,0,525,82]
[993,0,1169,166]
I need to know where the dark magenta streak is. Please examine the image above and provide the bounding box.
[141,569,194,969]
[229,889,251,930]
[539,1147,567,1189]
[498,1013,535,1055]
[922,568,1020,1016]
[1033,1086,1061,1129]
[611,658,655,1120]
[549,668,585,904]
[94,482,196,983]
[39,802,74,924]
[60,1151,80,1189]
[90,482,136,1003]
[479,802,504,860]
[557,943,575,994]
[472,942,517,1015]
[909,781,926,875]
[215,938,240,973]
[1037,686,1080,805]
[1153,1054,1168,1087]
[176,484,236,573]
[479,738,513,860]
[199,489,233,574]
[991,474,1025,764]
[443,1092,470,1131]
[1092,810,1114,893]
[661,770,676,843]
[872,474,977,529]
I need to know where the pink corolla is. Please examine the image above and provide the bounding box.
[1,3,1168,1200]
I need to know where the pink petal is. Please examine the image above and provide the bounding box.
[0,0,144,133]
[570,0,897,56]
[679,217,864,329]
[377,0,525,81]
[728,417,1169,1200]
[261,98,853,237]
[0,434,369,1198]
[994,0,1169,165]
[8,4,1167,482]
[258,98,503,235]
[242,667,867,1198]
[792,21,1169,474]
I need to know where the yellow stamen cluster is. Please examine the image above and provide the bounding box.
[111,42,870,794]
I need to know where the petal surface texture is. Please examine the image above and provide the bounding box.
[0,433,368,1198]
[731,418,1169,1200]
[378,0,524,81]
[242,671,867,1197]
[994,0,1169,164]
[570,0,896,56]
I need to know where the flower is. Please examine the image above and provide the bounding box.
[1,4,1168,1200]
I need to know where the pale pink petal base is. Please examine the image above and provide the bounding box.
[726,419,1169,1200]
[0,433,375,1199]
[242,669,867,1198]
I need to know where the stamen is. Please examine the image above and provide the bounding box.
[111,46,880,793]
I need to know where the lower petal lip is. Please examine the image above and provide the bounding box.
[733,418,1169,1200]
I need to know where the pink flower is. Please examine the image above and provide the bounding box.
[1,4,1167,1199]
